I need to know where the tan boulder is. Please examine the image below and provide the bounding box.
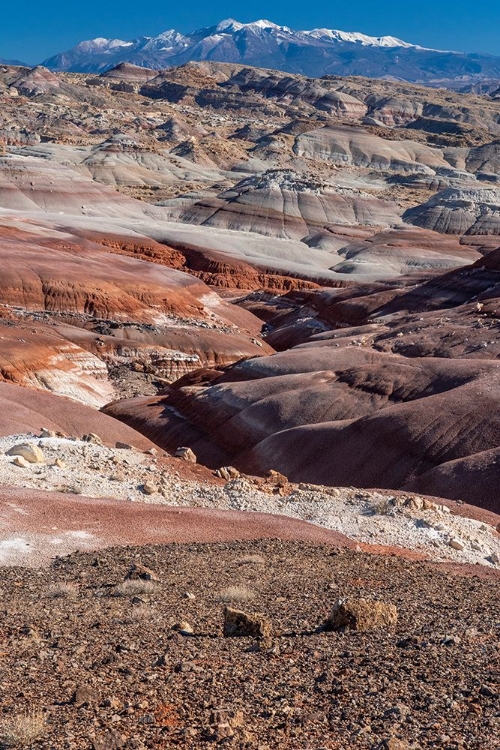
[172,621,194,635]
[215,466,241,480]
[325,597,398,632]
[125,563,159,582]
[142,481,158,495]
[12,456,31,468]
[265,469,288,486]
[174,446,197,463]
[223,607,272,638]
[81,433,103,446]
[40,428,57,438]
[7,443,44,464]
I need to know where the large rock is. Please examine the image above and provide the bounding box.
[174,447,197,463]
[223,607,272,638]
[324,598,398,632]
[6,443,44,464]
[125,563,159,582]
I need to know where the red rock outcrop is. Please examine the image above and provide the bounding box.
[3,60,500,515]
[0,218,272,404]
[80,228,322,292]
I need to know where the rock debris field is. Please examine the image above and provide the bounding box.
[0,540,498,749]
[0,434,499,568]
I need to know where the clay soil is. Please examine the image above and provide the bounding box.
[0,539,498,749]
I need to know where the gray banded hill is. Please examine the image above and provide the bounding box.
[1,61,500,513]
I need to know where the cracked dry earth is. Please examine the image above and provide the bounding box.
[0,540,498,750]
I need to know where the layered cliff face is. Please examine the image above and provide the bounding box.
[404,186,500,236]
[0,217,272,405]
[164,171,401,240]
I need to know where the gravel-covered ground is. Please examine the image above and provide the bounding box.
[0,540,498,749]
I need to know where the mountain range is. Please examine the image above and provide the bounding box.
[0,57,27,67]
[40,18,500,85]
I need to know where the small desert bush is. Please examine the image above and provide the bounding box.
[113,580,157,597]
[372,497,394,516]
[117,604,154,624]
[0,710,45,747]
[46,582,78,599]
[237,554,265,566]
[217,585,256,604]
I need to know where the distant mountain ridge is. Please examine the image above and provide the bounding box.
[40,19,500,85]
[0,58,26,67]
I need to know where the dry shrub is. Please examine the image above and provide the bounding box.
[117,605,154,624]
[0,710,45,747]
[237,555,265,566]
[113,580,157,597]
[217,585,256,604]
[46,582,78,599]
[372,497,394,516]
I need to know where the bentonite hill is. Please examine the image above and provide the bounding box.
[0,54,499,750]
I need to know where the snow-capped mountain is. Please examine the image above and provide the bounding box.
[302,28,421,48]
[41,18,500,84]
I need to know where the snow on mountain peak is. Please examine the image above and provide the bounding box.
[215,19,244,33]
[76,38,133,52]
[245,20,287,31]
[41,17,466,78]
[215,19,289,34]
[305,28,419,48]
[142,30,189,52]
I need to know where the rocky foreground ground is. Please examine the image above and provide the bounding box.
[0,540,497,750]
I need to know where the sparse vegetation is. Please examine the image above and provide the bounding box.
[237,554,266,565]
[0,710,45,747]
[0,540,498,747]
[372,497,395,516]
[46,582,79,599]
[217,585,256,603]
[117,604,154,624]
[113,579,157,597]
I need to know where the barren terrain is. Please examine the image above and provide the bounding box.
[0,57,500,750]
[0,540,498,749]
[1,64,500,503]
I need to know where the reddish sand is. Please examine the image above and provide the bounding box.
[1,486,498,581]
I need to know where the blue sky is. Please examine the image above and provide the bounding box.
[2,0,499,63]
